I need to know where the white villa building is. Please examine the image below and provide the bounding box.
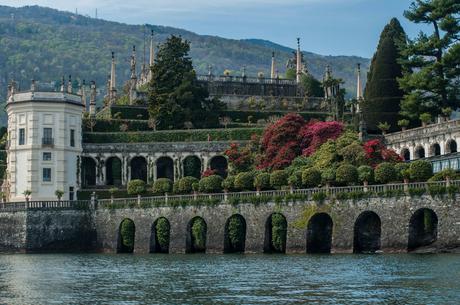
[5,86,84,202]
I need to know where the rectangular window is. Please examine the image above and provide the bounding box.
[43,168,51,182]
[19,128,25,145]
[70,129,75,147]
[43,128,53,145]
[43,152,52,161]
[69,187,74,201]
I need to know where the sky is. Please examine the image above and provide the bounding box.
[2,0,424,58]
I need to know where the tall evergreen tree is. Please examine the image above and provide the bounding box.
[148,35,224,129]
[399,0,460,122]
[363,18,406,133]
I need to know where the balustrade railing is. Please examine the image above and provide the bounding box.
[0,180,457,212]
[97,180,460,209]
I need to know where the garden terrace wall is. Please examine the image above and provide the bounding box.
[94,193,460,254]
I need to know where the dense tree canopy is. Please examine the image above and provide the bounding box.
[399,0,460,122]
[147,35,224,129]
[363,18,406,132]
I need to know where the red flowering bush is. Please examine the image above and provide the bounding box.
[257,113,305,170]
[224,143,254,173]
[201,168,217,178]
[300,121,344,156]
[363,139,402,166]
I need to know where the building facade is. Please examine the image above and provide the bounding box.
[5,89,84,201]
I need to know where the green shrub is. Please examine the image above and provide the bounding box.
[302,168,321,188]
[312,191,327,203]
[120,219,135,250]
[288,171,303,188]
[155,217,170,253]
[408,187,426,197]
[428,185,446,198]
[409,160,433,182]
[234,171,256,191]
[321,168,336,185]
[270,170,289,189]
[271,213,287,253]
[428,169,458,182]
[152,178,173,195]
[199,175,224,193]
[336,164,358,185]
[394,163,410,181]
[358,165,374,184]
[374,162,397,184]
[173,176,199,194]
[222,176,236,191]
[127,179,146,195]
[254,172,271,191]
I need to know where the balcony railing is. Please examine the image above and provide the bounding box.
[42,137,54,146]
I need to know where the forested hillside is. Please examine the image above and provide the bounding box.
[0,5,370,125]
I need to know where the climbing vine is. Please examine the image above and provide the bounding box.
[191,218,207,252]
[227,215,246,252]
[155,217,170,252]
[271,213,287,253]
[120,219,135,252]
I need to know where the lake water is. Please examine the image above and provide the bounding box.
[0,253,458,304]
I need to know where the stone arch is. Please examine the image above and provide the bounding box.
[353,211,381,254]
[408,208,438,252]
[446,139,457,154]
[130,156,147,182]
[414,146,425,159]
[81,156,96,187]
[150,217,170,254]
[117,218,135,253]
[429,143,441,156]
[183,155,202,179]
[186,216,207,253]
[401,148,411,161]
[156,156,174,181]
[307,213,333,254]
[106,156,122,186]
[210,155,228,178]
[264,213,287,253]
[224,214,246,253]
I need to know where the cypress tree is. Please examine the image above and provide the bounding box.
[363,18,406,133]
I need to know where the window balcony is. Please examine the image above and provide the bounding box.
[42,137,54,147]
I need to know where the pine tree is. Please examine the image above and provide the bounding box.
[147,35,224,129]
[363,18,406,133]
[399,0,460,122]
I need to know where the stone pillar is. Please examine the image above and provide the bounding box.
[440,140,446,155]
[423,142,430,158]
[409,146,415,161]
[147,155,155,184]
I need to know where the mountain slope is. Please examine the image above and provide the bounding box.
[0,5,370,122]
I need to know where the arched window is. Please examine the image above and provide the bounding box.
[307,213,333,254]
[414,146,425,159]
[401,148,411,161]
[446,140,457,154]
[183,156,202,179]
[210,156,228,178]
[106,157,122,186]
[408,208,438,252]
[81,157,96,187]
[156,156,174,181]
[130,156,147,182]
[430,143,441,156]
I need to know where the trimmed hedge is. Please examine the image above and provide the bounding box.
[336,164,358,185]
[270,170,288,190]
[199,175,224,193]
[83,118,151,132]
[358,165,374,184]
[221,110,329,123]
[409,160,433,182]
[127,180,146,195]
[155,217,170,253]
[109,106,149,120]
[234,171,256,191]
[271,213,287,253]
[254,172,271,191]
[173,177,199,194]
[83,128,264,143]
[374,163,396,184]
[153,178,173,195]
[302,168,321,188]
